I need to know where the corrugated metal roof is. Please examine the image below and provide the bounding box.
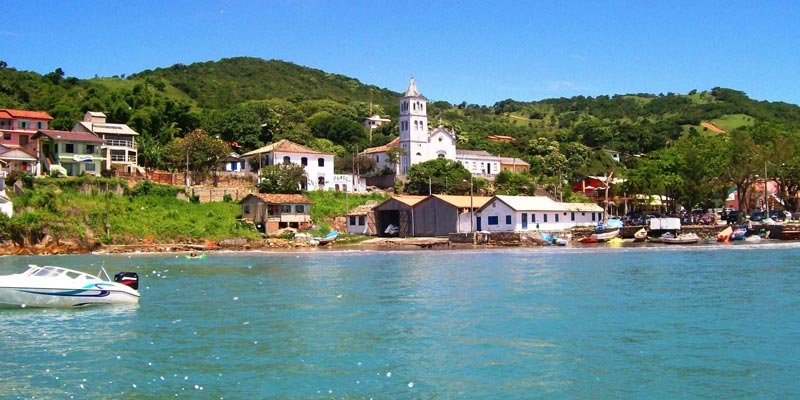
[0,148,37,161]
[489,195,603,212]
[430,194,493,209]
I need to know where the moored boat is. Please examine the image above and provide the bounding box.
[731,226,747,241]
[662,232,700,244]
[633,228,647,242]
[648,232,675,243]
[781,229,800,240]
[0,265,140,308]
[317,230,340,246]
[716,226,732,242]
[592,229,620,242]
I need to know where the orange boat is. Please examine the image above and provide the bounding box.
[716,226,732,242]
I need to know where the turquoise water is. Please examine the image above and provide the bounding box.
[1,244,800,399]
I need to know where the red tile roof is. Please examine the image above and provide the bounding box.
[0,108,53,120]
[32,129,105,143]
[244,193,311,204]
[362,137,400,154]
[0,110,12,119]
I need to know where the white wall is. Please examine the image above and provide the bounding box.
[347,214,369,235]
[476,201,604,231]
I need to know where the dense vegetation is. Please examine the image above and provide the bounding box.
[3,57,800,213]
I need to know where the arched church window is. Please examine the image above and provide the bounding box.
[416,152,422,157]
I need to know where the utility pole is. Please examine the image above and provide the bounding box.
[765,161,769,216]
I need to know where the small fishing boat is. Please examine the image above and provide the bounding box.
[716,226,732,242]
[781,230,800,240]
[577,236,598,244]
[647,232,675,243]
[0,265,140,308]
[731,226,747,241]
[317,230,339,246]
[592,229,620,242]
[185,253,206,260]
[607,237,625,246]
[744,235,762,242]
[662,232,700,244]
[633,228,647,242]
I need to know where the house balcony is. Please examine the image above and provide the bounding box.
[104,139,136,149]
[110,154,137,163]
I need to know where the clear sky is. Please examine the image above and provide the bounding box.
[4,1,799,106]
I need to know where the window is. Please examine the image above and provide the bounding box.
[85,163,96,172]
[19,135,28,145]
[358,215,365,226]
[505,215,511,224]
[65,143,74,153]
[571,212,575,221]
[283,156,291,165]
[3,134,10,141]
[318,176,325,186]
[318,158,324,167]
[86,145,95,154]
[543,214,548,223]
[591,213,596,221]
[349,216,356,225]
[532,213,536,222]
[281,205,292,213]
[295,205,305,213]
[488,216,499,225]
[36,121,45,129]
[18,121,29,129]
[301,157,307,166]
[555,214,559,222]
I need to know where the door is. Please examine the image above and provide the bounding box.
[366,212,377,235]
[522,213,528,229]
[399,210,409,237]
[476,216,482,231]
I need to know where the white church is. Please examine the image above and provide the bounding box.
[363,78,504,177]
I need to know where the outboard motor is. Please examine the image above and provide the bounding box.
[114,272,139,291]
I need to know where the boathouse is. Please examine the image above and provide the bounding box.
[411,195,492,236]
[240,193,311,234]
[371,195,426,237]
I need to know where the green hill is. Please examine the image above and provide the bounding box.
[128,57,400,110]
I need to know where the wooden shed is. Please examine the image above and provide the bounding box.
[240,193,312,234]
[347,203,378,235]
[371,195,426,237]
[412,195,493,236]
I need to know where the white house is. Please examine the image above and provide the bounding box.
[364,114,391,130]
[475,195,604,232]
[72,111,141,174]
[456,150,502,177]
[219,152,250,173]
[362,137,400,173]
[241,139,340,191]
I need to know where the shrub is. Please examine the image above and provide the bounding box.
[223,193,233,202]
[130,180,183,197]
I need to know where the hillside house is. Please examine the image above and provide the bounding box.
[456,149,501,178]
[240,193,312,234]
[476,195,604,232]
[72,111,141,174]
[499,157,530,173]
[32,129,105,177]
[242,139,335,191]
[0,108,52,174]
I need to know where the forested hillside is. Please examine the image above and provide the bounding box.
[3,57,800,211]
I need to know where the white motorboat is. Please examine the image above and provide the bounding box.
[0,265,140,308]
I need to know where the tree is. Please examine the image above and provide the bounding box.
[406,158,471,195]
[334,154,377,175]
[257,164,307,194]
[494,171,536,195]
[164,129,231,185]
[725,126,765,218]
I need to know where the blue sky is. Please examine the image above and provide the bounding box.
[4,1,799,106]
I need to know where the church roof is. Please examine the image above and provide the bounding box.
[403,77,425,98]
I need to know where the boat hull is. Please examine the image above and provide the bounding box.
[0,284,139,308]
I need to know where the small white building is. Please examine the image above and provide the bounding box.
[332,174,367,192]
[362,137,400,174]
[456,150,502,178]
[241,139,336,191]
[364,114,391,130]
[219,152,250,173]
[475,195,604,232]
